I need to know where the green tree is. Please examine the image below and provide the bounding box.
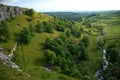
[107,48,120,63]
[0,21,10,41]
[55,25,65,32]
[55,38,64,46]
[29,24,34,36]
[71,28,81,38]
[15,28,32,68]
[35,22,44,33]
[45,38,56,50]
[59,34,67,43]
[82,20,91,28]
[25,9,35,16]
[65,29,71,37]
[82,36,89,47]
[16,28,32,45]
[79,43,88,60]
[45,49,56,65]
[43,22,53,33]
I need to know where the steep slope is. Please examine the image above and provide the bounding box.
[0,8,102,80]
[1,5,120,80]
[0,63,39,80]
[0,10,77,80]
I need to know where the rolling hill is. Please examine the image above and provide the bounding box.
[0,4,120,80]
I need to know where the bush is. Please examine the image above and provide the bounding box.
[71,28,81,38]
[16,28,32,44]
[0,21,10,41]
[65,29,71,37]
[29,24,34,36]
[107,48,120,63]
[55,25,65,32]
[45,49,56,65]
[43,22,54,33]
[25,9,35,16]
[82,36,89,47]
[35,22,44,33]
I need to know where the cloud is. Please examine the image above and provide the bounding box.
[25,0,120,12]
[0,0,19,4]
[1,0,120,12]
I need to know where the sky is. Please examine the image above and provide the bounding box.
[0,0,120,12]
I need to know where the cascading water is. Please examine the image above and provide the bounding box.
[94,36,109,80]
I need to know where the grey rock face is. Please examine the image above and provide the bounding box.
[0,47,19,69]
[0,4,27,21]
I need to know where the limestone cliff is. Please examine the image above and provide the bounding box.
[0,4,27,21]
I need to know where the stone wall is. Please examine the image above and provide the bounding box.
[0,4,27,21]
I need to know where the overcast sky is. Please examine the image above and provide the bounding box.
[0,0,120,12]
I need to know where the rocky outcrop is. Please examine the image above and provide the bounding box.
[0,47,19,69]
[0,4,27,21]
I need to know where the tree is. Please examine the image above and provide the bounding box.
[55,38,64,46]
[82,20,91,28]
[59,34,67,43]
[71,28,81,38]
[43,22,53,33]
[55,25,65,32]
[0,21,10,41]
[79,43,88,60]
[82,36,89,47]
[35,22,44,33]
[29,24,34,36]
[45,38,56,50]
[65,29,71,37]
[45,49,56,65]
[15,28,32,68]
[16,27,32,45]
[25,9,35,16]
[91,23,106,35]
[107,48,120,63]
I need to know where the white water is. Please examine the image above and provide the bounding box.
[94,36,109,80]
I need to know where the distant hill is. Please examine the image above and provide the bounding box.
[45,11,120,21]
[44,12,99,21]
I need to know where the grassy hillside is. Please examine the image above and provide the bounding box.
[46,11,120,79]
[83,11,120,80]
[0,10,120,80]
[0,12,77,80]
[0,63,39,80]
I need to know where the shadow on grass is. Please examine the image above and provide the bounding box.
[35,57,46,66]
[0,39,8,43]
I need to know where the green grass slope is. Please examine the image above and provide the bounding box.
[1,10,119,80]
[0,13,77,80]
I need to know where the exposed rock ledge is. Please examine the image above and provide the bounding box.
[0,43,19,69]
[0,4,27,21]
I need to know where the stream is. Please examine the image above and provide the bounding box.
[94,36,109,80]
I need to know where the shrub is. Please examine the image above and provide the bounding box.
[45,49,56,65]
[25,9,35,16]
